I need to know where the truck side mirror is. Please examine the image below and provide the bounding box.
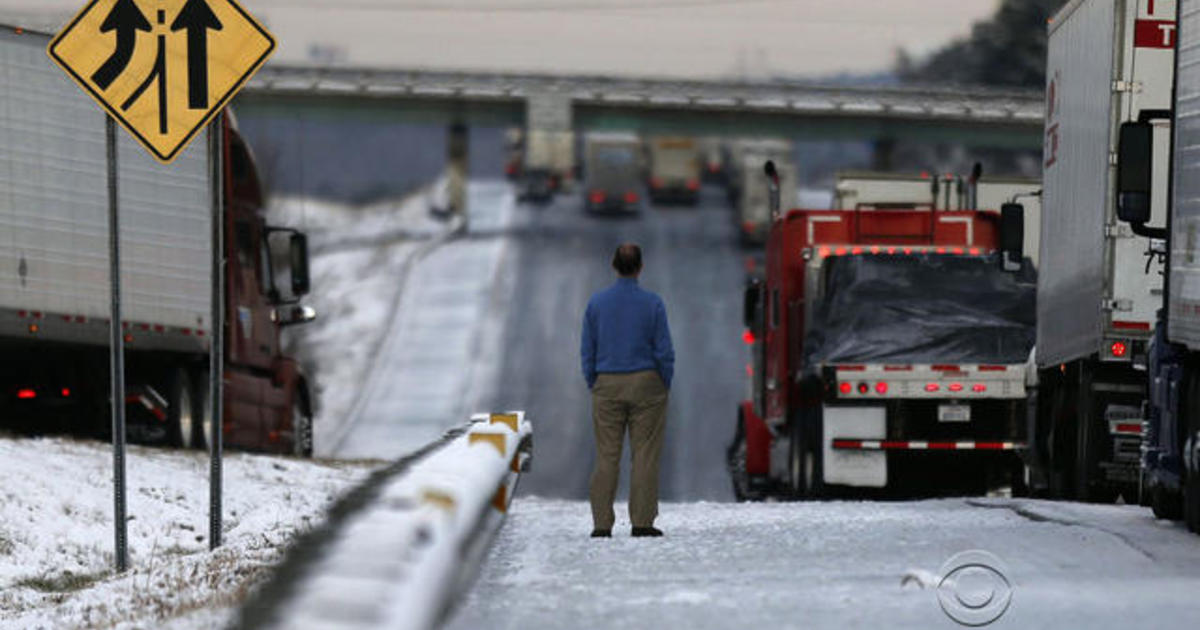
[1117,121,1153,224]
[1000,202,1024,272]
[743,282,762,330]
[289,233,311,297]
[764,160,781,218]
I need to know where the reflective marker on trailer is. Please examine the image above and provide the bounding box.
[742,330,756,345]
[875,381,889,394]
[839,382,853,395]
[832,439,1023,451]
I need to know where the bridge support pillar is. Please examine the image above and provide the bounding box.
[525,93,576,191]
[447,121,469,223]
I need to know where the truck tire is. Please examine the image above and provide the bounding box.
[1186,387,1200,533]
[292,403,313,458]
[1151,483,1184,521]
[190,368,214,452]
[787,411,823,499]
[1075,366,1118,503]
[1045,375,1074,499]
[728,411,757,502]
[166,369,197,449]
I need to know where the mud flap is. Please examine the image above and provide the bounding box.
[822,406,887,487]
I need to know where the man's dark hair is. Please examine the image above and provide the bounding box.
[612,243,643,276]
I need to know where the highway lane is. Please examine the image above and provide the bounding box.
[478,185,747,503]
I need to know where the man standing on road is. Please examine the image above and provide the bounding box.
[581,243,675,538]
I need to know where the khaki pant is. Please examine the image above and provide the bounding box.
[590,370,669,530]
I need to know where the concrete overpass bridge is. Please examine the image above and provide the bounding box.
[238,64,1046,152]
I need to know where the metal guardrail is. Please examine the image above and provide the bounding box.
[234,412,533,630]
[244,65,1046,126]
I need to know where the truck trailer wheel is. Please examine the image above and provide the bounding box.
[787,412,823,499]
[1186,389,1200,533]
[190,368,214,452]
[166,369,197,449]
[292,404,313,458]
[1075,366,1118,503]
[728,412,755,502]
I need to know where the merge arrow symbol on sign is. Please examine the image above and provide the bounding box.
[91,0,151,90]
[171,0,224,110]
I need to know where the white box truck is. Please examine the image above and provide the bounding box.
[1024,0,1175,502]
[0,26,317,454]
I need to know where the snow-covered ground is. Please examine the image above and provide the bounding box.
[0,436,374,629]
[265,182,460,456]
[448,497,1200,630]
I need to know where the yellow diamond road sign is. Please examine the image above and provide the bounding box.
[48,0,275,163]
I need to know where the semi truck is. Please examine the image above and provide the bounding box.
[645,136,702,205]
[520,129,574,202]
[725,138,793,210]
[735,148,796,246]
[835,171,1043,265]
[727,162,1035,500]
[583,133,643,214]
[0,26,317,456]
[1021,0,1173,503]
[1124,0,1200,531]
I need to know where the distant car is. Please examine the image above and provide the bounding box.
[518,168,557,203]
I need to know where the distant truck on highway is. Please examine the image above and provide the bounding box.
[735,144,796,246]
[646,137,702,205]
[835,171,1043,265]
[583,133,643,213]
[728,162,1034,500]
[0,27,316,456]
[520,129,574,202]
[1020,0,1173,504]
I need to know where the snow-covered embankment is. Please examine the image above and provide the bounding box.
[0,436,375,629]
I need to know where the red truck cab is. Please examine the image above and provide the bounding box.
[730,203,1035,500]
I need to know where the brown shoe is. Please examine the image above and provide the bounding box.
[591,529,612,538]
[631,527,663,537]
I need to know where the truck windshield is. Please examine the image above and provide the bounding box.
[803,253,1036,368]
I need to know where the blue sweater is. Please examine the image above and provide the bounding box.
[581,278,675,389]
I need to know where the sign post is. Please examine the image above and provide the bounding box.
[49,0,276,568]
[208,111,225,550]
[106,115,128,573]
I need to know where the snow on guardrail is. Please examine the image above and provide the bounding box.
[234,412,532,630]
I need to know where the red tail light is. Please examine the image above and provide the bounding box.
[875,382,889,395]
[61,388,71,397]
[742,330,756,345]
[925,383,940,392]
[1111,342,1128,358]
[686,178,700,191]
[624,191,639,204]
[505,163,517,176]
[708,163,720,173]
[839,382,852,395]
[857,382,869,394]
[589,190,606,204]
[972,384,987,393]
[650,177,663,189]
[948,383,964,393]
[16,388,36,400]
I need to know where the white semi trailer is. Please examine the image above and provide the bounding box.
[1024,0,1175,502]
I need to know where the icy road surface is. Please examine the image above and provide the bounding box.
[448,498,1200,630]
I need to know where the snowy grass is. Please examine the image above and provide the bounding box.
[0,436,377,629]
